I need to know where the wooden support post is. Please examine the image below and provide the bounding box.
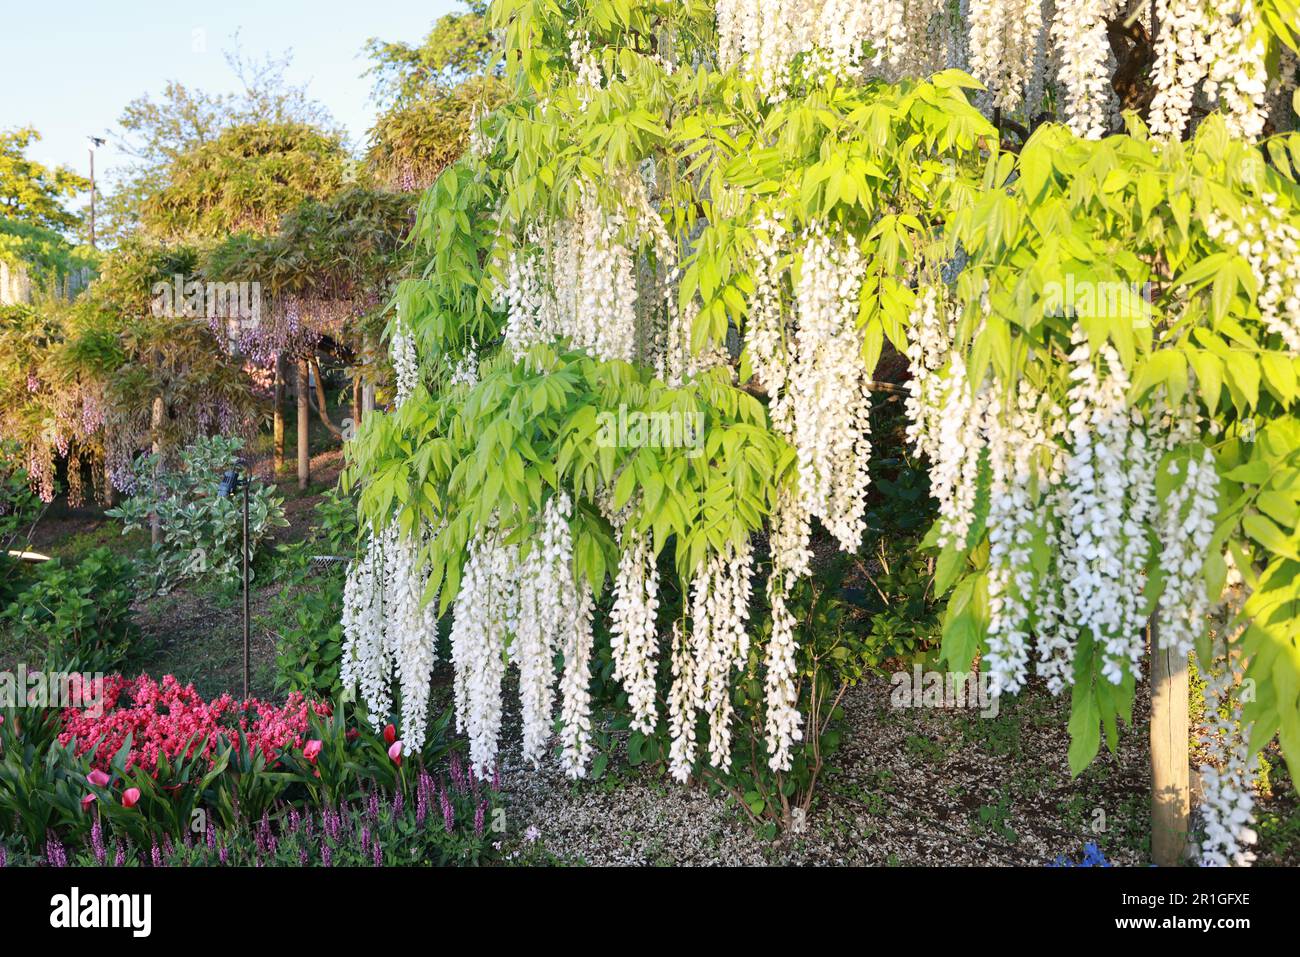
[1150,621,1190,866]
[297,357,310,491]
[149,395,164,546]
[273,354,285,476]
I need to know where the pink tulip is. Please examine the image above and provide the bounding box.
[81,794,97,810]
[383,724,397,746]
[388,741,403,766]
[122,788,141,809]
[303,740,323,763]
[87,769,110,788]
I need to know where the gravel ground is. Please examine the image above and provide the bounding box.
[493,672,1298,867]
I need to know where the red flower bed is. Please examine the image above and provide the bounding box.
[59,674,330,773]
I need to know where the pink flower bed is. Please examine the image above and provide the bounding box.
[60,674,330,774]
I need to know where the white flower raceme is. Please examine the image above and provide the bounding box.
[1149,0,1270,141]
[764,487,813,770]
[746,212,793,432]
[385,526,442,752]
[610,526,662,735]
[929,352,989,549]
[449,529,518,775]
[514,493,577,765]
[1050,0,1121,138]
[903,285,954,463]
[569,31,603,105]
[667,621,698,781]
[1198,565,1258,867]
[1035,479,1081,693]
[968,0,1044,110]
[446,492,602,779]
[1155,446,1218,657]
[1202,0,1269,142]
[340,326,440,749]
[341,524,442,749]
[791,225,874,551]
[1060,329,1159,684]
[341,529,394,726]
[448,343,480,387]
[499,191,640,365]
[391,320,419,403]
[984,379,1054,695]
[670,540,756,778]
[714,0,947,98]
[1207,202,1300,354]
[1147,0,1214,139]
[559,584,597,777]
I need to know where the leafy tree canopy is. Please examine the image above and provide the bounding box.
[364,2,504,191]
[0,128,90,235]
[102,45,342,242]
[141,121,347,242]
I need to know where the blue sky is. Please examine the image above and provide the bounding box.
[2,0,461,205]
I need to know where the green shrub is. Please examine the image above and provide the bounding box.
[0,547,138,673]
[270,488,359,698]
[107,434,287,594]
[0,447,43,607]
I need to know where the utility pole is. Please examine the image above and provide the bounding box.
[87,136,105,250]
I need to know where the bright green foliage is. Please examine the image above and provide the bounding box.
[0,217,96,289]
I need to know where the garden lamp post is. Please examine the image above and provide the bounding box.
[218,462,251,699]
[87,136,105,250]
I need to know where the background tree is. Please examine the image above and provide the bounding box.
[364,2,504,191]
[0,127,90,235]
[141,121,347,242]
[101,44,341,243]
[204,186,416,486]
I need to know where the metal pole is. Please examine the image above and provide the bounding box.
[88,147,95,251]
[242,470,250,700]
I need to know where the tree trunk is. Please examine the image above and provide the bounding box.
[102,461,116,509]
[310,357,343,439]
[361,332,376,420]
[1150,620,1190,866]
[149,395,164,546]
[297,357,311,491]
[273,354,285,475]
[351,373,362,440]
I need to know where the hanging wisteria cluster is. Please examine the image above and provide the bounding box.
[1197,571,1259,867]
[715,0,957,97]
[498,187,641,365]
[715,0,1295,138]
[789,226,875,552]
[445,493,599,778]
[1148,0,1271,142]
[341,323,443,751]
[904,318,1219,693]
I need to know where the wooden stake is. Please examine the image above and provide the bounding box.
[1150,621,1190,866]
[273,354,285,475]
[297,357,311,491]
[149,395,164,546]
